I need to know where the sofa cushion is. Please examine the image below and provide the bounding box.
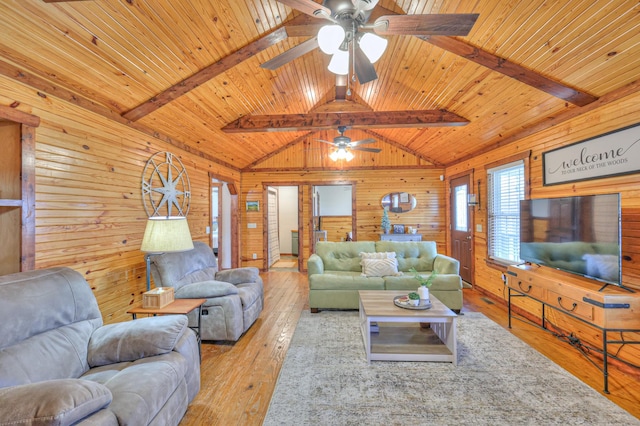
[0,379,112,426]
[216,267,260,285]
[0,321,98,387]
[175,280,238,299]
[316,242,376,272]
[375,241,438,272]
[81,352,189,426]
[361,258,401,277]
[360,251,396,260]
[0,267,102,352]
[309,273,385,290]
[88,316,188,367]
[151,242,218,291]
[384,274,463,291]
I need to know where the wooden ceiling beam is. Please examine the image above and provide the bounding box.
[417,35,598,107]
[0,59,240,171]
[221,110,469,133]
[369,6,597,106]
[122,27,289,122]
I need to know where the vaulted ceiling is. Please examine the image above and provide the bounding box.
[1,0,639,170]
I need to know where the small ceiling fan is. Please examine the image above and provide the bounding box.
[317,126,381,161]
[263,0,478,84]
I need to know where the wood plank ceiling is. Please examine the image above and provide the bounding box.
[1,0,639,170]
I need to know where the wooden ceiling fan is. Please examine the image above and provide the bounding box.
[262,0,478,84]
[317,126,381,153]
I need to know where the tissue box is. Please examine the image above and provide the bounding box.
[142,287,175,309]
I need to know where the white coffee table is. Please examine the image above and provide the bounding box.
[358,290,458,365]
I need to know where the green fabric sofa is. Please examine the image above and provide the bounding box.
[307,241,463,312]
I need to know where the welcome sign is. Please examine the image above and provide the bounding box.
[543,123,640,186]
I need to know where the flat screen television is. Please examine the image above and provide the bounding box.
[519,193,622,288]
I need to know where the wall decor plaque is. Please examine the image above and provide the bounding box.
[543,123,640,186]
[142,151,191,217]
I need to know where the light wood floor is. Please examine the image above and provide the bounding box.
[179,271,640,425]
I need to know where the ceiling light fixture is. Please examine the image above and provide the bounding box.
[317,23,387,77]
[329,147,354,162]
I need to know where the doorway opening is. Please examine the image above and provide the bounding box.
[267,186,300,271]
[211,178,238,269]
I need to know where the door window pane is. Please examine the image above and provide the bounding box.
[454,185,468,231]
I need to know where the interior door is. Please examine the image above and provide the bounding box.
[267,187,280,267]
[450,175,473,284]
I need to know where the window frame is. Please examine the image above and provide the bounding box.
[484,151,531,268]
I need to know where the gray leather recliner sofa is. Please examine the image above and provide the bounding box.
[0,267,200,426]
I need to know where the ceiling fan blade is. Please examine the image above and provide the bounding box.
[261,38,319,70]
[353,44,378,84]
[350,138,376,146]
[315,139,336,145]
[374,14,479,36]
[352,147,382,153]
[276,0,332,19]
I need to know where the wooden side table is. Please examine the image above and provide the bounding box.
[127,298,206,359]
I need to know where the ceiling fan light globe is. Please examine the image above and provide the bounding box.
[359,33,387,63]
[328,50,349,75]
[318,25,345,55]
[355,0,379,11]
[329,150,339,161]
[345,150,354,161]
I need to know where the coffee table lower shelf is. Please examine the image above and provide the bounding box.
[359,290,457,365]
[367,324,455,362]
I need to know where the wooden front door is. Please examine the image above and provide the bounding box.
[450,174,473,284]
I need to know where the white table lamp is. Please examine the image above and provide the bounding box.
[141,216,194,291]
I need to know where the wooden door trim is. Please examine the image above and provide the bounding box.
[449,173,474,284]
[209,174,240,268]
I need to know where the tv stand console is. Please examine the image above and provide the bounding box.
[506,264,640,393]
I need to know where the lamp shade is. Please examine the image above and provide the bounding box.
[359,33,387,63]
[318,25,345,54]
[328,49,349,75]
[141,216,194,254]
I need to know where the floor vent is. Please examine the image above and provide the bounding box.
[481,297,495,305]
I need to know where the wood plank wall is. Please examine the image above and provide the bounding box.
[240,168,446,270]
[445,90,640,370]
[0,74,239,324]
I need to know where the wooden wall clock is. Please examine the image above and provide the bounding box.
[142,151,191,217]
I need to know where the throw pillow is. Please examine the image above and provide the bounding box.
[361,258,401,277]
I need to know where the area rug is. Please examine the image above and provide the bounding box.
[263,311,639,425]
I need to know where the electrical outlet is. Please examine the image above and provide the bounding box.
[501,273,507,284]
[252,253,257,260]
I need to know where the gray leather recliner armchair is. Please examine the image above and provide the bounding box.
[150,241,264,341]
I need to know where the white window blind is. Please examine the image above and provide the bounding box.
[487,160,524,263]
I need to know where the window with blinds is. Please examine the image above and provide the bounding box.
[487,160,525,263]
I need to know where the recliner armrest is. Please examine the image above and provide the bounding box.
[0,379,112,425]
[215,267,259,285]
[88,315,188,367]
[307,254,324,276]
[176,280,239,298]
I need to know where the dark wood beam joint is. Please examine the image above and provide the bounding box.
[418,36,598,107]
